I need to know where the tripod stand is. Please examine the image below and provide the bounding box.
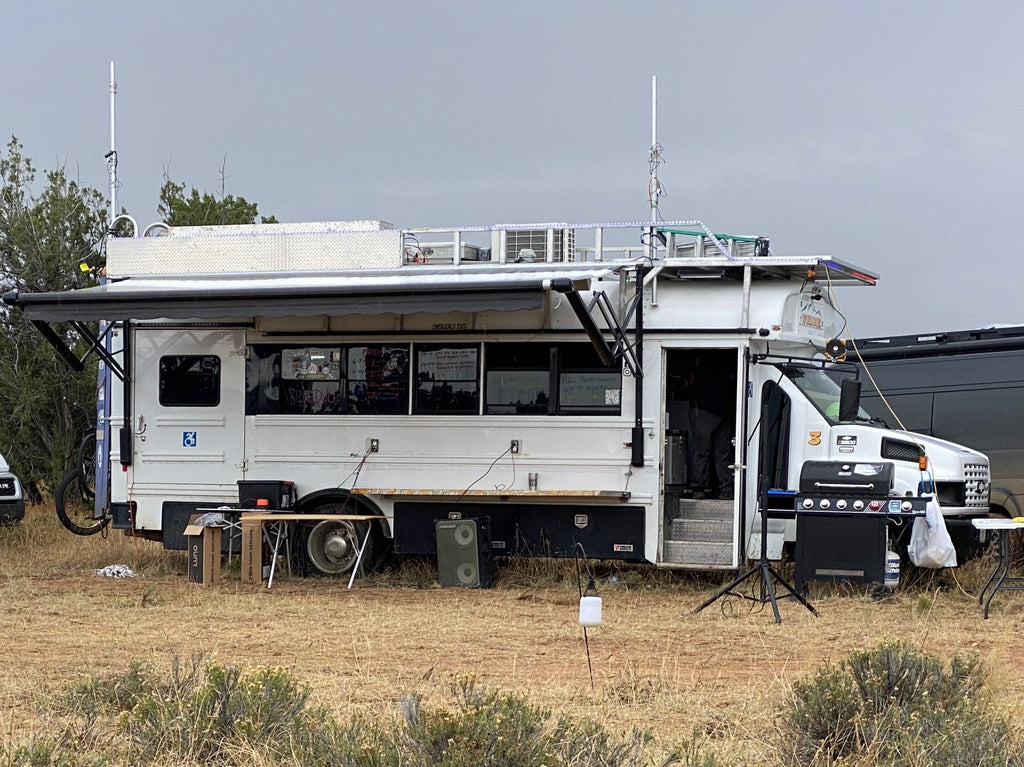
[689,487,817,624]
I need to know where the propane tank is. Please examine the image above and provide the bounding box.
[884,546,900,591]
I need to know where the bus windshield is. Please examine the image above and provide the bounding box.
[776,364,878,425]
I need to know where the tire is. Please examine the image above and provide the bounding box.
[871,584,893,601]
[76,431,97,498]
[293,496,384,577]
[55,469,109,536]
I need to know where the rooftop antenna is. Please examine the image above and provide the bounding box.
[645,74,667,278]
[648,75,664,223]
[646,75,667,269]
[105,63,136,236]
[105,61,117,227]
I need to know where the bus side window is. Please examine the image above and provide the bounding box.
[159,355,221,407]
[484,343,552,415]
[414,344,480,415]
[347,345,410,415]
[557,343,621,415]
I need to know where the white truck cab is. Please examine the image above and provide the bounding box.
[0,452,25,525]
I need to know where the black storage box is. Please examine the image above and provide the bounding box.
[237,480,296,510]
[111,501,136,529]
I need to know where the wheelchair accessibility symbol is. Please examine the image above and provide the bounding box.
[182,431,197,448]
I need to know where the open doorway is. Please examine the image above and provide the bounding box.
[662,348,740,567]
[665,349,739,500]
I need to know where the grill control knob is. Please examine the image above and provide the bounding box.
[902,500,913,512]
[819,499,831,509]
[836,499,848,509]
[803,498,814,509]
[853,499,865,510]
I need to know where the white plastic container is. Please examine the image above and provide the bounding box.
[578,594,602,626]
[884,548,900,591]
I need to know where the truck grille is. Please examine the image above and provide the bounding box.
[0,478,16,497]
[964,462,991,508]
[920,462,990,509]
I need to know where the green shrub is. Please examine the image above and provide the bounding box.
[55,659,157,720]
[365,674,692,767]
[381,678,551,766]
[780,639,1022,767]
[12,662,692,767]
[0,736,107,767]
[118,659,325,763]
[36,656,335,765]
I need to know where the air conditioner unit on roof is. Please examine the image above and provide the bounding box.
[504,229,575,263]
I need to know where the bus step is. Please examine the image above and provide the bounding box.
[677,498,732,522]
[670,517,732,542]
[663,539,733,566]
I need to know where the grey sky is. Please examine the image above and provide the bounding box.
[4,1,1022,337]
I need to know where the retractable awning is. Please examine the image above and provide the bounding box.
[3,264,615,322]
[3,265,624,379]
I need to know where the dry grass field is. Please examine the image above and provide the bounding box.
[3,503,1024,762]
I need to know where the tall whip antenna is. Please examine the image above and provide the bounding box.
[106,61,118,226]
[648,75,664,222]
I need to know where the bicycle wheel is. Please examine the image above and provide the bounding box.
[55,469,108,536]
[76,430,97,498]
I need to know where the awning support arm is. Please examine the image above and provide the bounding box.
[592,288,643,377]
[549,279,643,377]
[551,280,616,365]
[30,319,126,382]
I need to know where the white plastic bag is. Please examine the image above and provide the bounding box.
[908,497,957,569]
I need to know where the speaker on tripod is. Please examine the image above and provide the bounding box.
[435,517,494,588]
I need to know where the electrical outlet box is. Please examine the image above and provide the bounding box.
[369,438,379,453]
[510,439,520,454]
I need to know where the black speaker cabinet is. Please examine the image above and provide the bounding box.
[435,517,494,588]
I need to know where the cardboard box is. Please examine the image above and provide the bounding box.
[240,516,265,584]
[184,515,223,586]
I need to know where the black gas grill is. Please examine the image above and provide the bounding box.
[791,461,925,592]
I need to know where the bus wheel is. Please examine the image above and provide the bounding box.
[303,518,369,575]
[293,498,382,576]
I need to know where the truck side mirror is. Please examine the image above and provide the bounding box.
[838,378,861,421]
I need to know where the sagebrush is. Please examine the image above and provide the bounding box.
[10,659,693,767]
[779,639,1023,767]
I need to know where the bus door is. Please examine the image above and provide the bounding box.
[661,348,741,567]
[130,328,247,514]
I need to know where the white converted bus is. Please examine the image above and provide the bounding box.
[4,219,990,575]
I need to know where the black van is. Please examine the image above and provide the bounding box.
[855,326,1024,518]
